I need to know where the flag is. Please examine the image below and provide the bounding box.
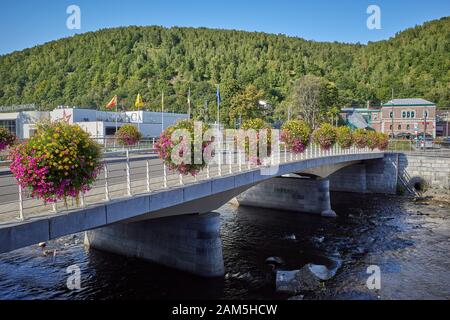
[216,85,221,105]
[106,95,118,109]
[135,93,144,110]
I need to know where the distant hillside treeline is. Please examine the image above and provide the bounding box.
[0,17,448,121]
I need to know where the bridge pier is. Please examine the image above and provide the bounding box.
[84,212,224,278]
[237,177,337,218]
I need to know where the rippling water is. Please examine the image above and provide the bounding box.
[0,192,449,300]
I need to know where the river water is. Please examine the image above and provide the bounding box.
[0,192,449,300]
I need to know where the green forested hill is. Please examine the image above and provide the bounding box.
[0,17,448,121]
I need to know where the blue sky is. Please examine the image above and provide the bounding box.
[1,0,449,55]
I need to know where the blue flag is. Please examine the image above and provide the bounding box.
[216,85,221,105]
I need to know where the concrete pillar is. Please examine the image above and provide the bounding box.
[84,212,224,278]
[237,177,337,218]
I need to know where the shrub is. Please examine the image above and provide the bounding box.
[281,120,311,154]
[116,124,142,146]
[0,128,15,151]
[241,118,273,165]
[312,123,337,150]
[336,126,353,149]
[155,120,210,176]
[9,121,102,203]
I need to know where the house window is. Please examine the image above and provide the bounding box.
[398,124,402,130]
[407,125,410,130]
[424,110,429,118]
[390,112,393,118]
[390,125,393,130]
[411,111,415,118]
[0,120,17,135]
[402,111,406,118]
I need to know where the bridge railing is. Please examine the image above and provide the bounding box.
[0,144,376,224]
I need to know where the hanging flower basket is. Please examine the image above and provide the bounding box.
[353,129,369,149]
[155,120,211,176]
[366,131,379,150]
[281,120,311,154]
[312,123,337,150]
[9,121,102,203]
[0,128,15,151]
[336,126,353,149]
[376,132,389,151]
[116,124,142,146]
[241,118,273,165]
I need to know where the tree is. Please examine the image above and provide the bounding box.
[228,85,265,127]
[285,75,339,129]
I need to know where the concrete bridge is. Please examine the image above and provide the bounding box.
[0,147,394,277]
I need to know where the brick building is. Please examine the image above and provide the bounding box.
[342,98,436,138]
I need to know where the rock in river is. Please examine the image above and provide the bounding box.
[265,256,285,266]
[276,267,321,293]
[276,257,343,293]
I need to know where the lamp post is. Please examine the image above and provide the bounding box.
[423,107,428,151]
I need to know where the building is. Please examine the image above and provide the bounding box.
[342,98,437,138]
[436,110,450,137]
[0,106,188,140]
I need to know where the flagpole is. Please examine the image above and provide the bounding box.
[161,91,164,133]
[188,86,191,120]
[115,98,118,134]
[217,85,220,129]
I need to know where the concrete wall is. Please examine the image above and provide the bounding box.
[329,154,398,194]
[398,154,450,189]
[237,177,335,217]
[85,212,224,277]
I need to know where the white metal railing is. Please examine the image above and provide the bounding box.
[0,144,378,224]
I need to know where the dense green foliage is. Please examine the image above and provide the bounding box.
[0,17,448,124]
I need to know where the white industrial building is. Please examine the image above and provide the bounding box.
[0,106,188,139]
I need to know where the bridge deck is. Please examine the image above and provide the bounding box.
[0,148,385,254]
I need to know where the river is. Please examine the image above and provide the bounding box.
[0,192,448,300]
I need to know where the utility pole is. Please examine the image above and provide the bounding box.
[446,111,449,138]
[391,88,394,139]
[423,107,428,151]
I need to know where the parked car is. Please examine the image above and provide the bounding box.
[419,138,434,149]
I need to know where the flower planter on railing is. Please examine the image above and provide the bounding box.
[336,126,353,150]
[353,129,369,149]
[9,121,102,204]
[0,128,15,151]
[312,123,337,151]
[116,124,143,147]
[240,118,273,165]
[155,120,211,176]
[281,120,312,154]
[376,132,389,151]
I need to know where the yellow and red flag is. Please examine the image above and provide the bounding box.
[135,93,144,110]
[106,95,118,109]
